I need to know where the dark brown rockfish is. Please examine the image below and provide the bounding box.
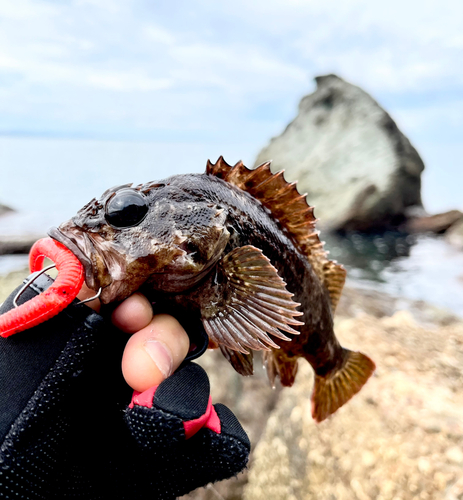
[49,157,375,422]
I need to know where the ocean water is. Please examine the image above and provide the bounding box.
[326,231,463,316]
[1,136,462,316]
[0,136,259,229]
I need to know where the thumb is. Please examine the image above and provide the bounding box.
[121,314,190,393]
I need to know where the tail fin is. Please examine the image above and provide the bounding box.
[311,349,375,423]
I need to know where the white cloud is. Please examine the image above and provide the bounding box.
[0,0,461,144]
[207,0,463,94]
[168,42,307,95]
[143,24,176,45]
[87,73,172,92]
[0,0,58,20]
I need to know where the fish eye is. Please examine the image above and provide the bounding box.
[105,189,149,228]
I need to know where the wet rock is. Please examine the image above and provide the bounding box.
[254,74,425,233]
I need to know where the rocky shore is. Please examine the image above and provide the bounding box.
[181,286,463,500]
[1,260,461,500]
[243,311,463,500]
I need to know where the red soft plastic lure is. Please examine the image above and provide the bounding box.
[0,238,84,338]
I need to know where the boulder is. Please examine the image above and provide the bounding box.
[254,74,425,233]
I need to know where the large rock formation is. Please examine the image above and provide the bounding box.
[254,74,425,233]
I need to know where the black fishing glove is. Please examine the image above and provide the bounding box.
[0,274,250,499]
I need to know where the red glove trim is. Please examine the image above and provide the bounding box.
[183,396,221,439]
[128,387,221,438]
[128,386,158,409]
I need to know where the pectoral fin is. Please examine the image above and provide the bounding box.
[202,245,304,354]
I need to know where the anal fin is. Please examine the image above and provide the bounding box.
[263,350,299,388]
[220,345,254,376]
[311,349,375,423]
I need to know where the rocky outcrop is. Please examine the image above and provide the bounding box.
[405,210,463,234]
[0,235,42,255]
[0,203,40,254]
[254,74,425,233]
[0,203,14,217]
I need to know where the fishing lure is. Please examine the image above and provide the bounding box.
[0,238,84,337]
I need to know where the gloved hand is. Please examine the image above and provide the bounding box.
[0,273,250,499]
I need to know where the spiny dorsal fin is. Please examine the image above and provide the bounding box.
[206,156,346,311]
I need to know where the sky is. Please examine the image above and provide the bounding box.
[0,0,462,212]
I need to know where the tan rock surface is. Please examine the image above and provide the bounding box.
[243,312,463,500]
[182,286,463,499]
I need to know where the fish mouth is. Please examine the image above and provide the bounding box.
[48,226,98,291]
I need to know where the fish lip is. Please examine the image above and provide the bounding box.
[48,226,97,291]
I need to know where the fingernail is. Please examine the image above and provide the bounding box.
[144,339,173,378]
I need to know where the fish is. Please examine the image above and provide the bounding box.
[43,157,375,422]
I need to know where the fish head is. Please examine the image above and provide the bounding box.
[49,178,230,303]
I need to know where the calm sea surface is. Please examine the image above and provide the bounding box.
[1,137,462,316]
